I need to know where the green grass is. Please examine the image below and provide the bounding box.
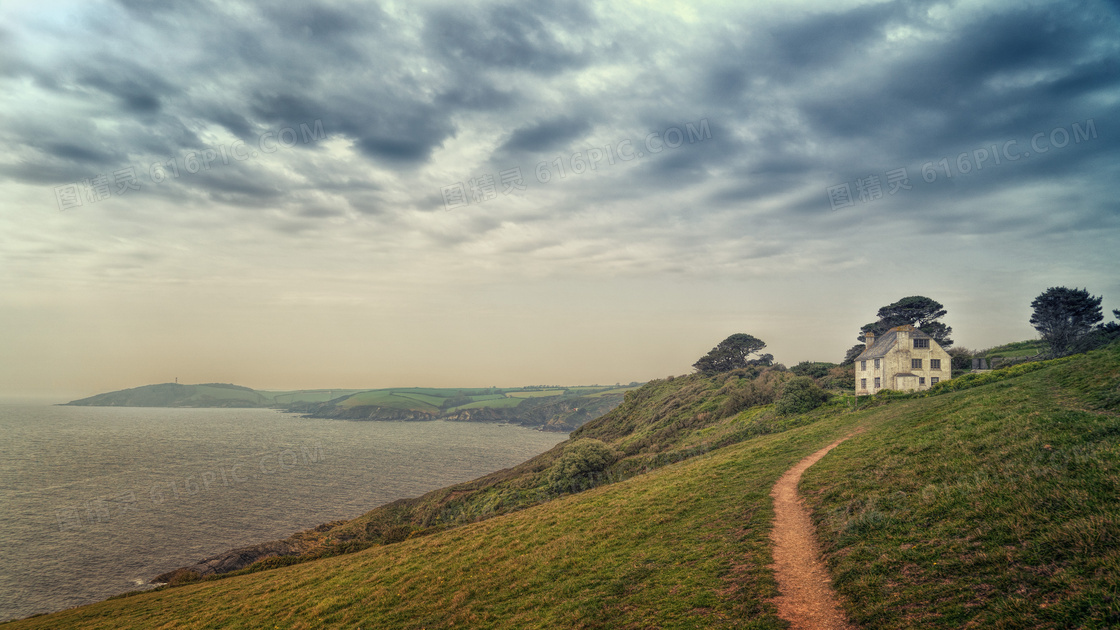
[27,345,1119,628]
[586,386,642,397]
[448,397,524,411]
[984,339,1048,359]
[508,390,566,398]
[468,394,509,401]
[336,391,441,412]
[265,390,365,404]
[5,402,869,629]
[394,392,448,407]
[66,383,273,407]
[800,343,1120,629]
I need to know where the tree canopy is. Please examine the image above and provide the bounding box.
[857,295,954,348]
[1029,287,1104,356]
[693,333,767,373]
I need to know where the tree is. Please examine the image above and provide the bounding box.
[1029,287,1103,357]
[841,343,865,365]
[775,376,830,415]
[693,334,767,374]
[857,296,954,348]
[749,353,775,367]
[545,439,618,494]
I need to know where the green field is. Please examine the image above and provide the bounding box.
[585,386,641,397]
[65,384,638,420]
[337,391,441,412]
[468,394,508,402]
[982,339,1048,359]
[264,390,365,404]
[395,392,448,407]
[31,346,1118,628]
[507,389,566,398]
[447,397,524,412]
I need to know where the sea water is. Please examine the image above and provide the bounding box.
[0,405,566,621]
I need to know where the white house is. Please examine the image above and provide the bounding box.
[854,324,952,395]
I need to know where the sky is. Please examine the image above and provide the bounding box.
[1,0,1118,400]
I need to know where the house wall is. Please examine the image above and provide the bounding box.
[855,329,952,395]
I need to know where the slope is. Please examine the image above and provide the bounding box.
[5,393,865,629]
[800,343,1120,628]
[11,344,1117,628]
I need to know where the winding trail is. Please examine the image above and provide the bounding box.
[769,435,859,630]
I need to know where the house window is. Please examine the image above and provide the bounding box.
[874,377,881,388]
[931,377,939,385]
[874,358,880,369]
[919,377,926,385]
[860,378,867,389]
[914,338,930,348]
[860,360,866,371]
[912,358,922,369]
[930,359,941,370]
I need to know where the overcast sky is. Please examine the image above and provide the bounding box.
[1,0,1117,399]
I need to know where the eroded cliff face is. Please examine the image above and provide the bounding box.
[298,404,441,421]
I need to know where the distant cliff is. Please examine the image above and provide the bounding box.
[64,382,636,432]
[299,392,625,432]
[64,383,270,408]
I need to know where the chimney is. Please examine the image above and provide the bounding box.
[865,332,875,348]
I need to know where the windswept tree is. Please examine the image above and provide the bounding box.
[693,333,767,374]
[858,296,954,348]
[841,344,866,365]
[1030,287,1104,356]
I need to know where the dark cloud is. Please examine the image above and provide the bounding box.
[42,142,115,165]
[0,0,1115,257]
[425,3,594,75]
[437,84,517,111]
[766,0,917,67]
[500,117,593,153]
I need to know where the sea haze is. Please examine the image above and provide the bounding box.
[0,405,566,622]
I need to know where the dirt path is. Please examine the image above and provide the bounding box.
[769,435,859,630]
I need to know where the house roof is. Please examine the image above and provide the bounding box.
[856,324,933,360]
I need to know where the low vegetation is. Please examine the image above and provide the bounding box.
[801,342,1120,629]
[19,341,1118,628]
[65,383,641,432]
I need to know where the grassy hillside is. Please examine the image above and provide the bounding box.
[982,339,1047,360]
[301,385,638,431]
[64,383,274,407]
[65,383,638,431]
[7,384,860,629]
[801,344,1120,629]
[18,344,1118,628]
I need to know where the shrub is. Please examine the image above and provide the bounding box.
[164,569,202,586]
[790,361,835,379]
[775,376,830,415]
[948,346,978,371]
[545,439,619,495]
[716,368,787,417]
[821,365,855,390]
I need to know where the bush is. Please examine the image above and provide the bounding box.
[545,439,619,495]
[948,346,977,371]
[790,361,835,379]
[821,365,855,390]
[164,569,202,586]
[775,376,830,415]
[715,368,787,417]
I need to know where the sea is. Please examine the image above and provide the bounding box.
[0,404,567,622]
